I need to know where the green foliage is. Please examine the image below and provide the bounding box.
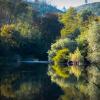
[86,22,100,99]
[48,40,85,88]
[87,66,100,100]
[48,38,77,60]
[0,76,42,100]
[0,1,100,99]
[15,82,41,100]
[87,22,100,63]
[0,24,20,48]
[59,7,97,40]
[69,48,83,78]
[0,0,62,58]
[0,22,43,56]
[50,48,69,78]
[0,0,29,22]
[59,8,79,38]
[48,7,100,100]
[15,21,38,37]
[59,86,89,100]
[79,10,94,22]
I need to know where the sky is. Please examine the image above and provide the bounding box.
[28,0,100,10]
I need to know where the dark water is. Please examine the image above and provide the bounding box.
[0,59,63,100]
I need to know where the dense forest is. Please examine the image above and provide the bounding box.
[0,0,100,100]
[48,6,100,100]
[0,0,62,59]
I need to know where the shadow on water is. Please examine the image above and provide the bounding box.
[0,58,63,100]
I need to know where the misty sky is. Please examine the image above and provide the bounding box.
[29,0,100,9]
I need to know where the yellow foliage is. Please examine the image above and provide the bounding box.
[0,24,19,46]
[0,84,15,98]
[79,84,87,93]
[70,48,82,61]
[70,66,81,78]
[52,65,69,78]
[76,30,88,44]
[52,48,69,65]
[51,48,82,78]
[0,24,15,37]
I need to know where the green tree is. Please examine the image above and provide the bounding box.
[48,38,77,60]
[0,0,29,23]
[80,10,94,22]
[0,24,20,47]
[59,7,80,38]
[87,22,100,63]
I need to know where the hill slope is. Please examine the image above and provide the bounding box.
[28,2,100,16]
[77,2,100,16]
[28,2,62,15]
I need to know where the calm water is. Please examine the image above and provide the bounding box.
[0,58,63,100]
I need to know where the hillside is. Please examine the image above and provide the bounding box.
[28,2,100,16]
[28,2,62,15]
[76,2,100,16]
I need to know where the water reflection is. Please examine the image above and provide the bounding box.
[0,59,63,100]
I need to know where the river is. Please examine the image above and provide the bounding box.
[0,58,63,100]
